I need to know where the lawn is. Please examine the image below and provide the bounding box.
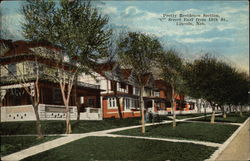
[22,136,216,161]
[1,136,60,157]
[192,112,250,123]
[113,122,239,143]
[0,118,141,135]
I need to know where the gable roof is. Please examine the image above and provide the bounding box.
[0,39,60,58]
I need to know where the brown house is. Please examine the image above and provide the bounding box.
[0,39,102,121]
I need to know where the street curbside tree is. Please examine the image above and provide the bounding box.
[0,50,43,139]
[117,32,163,133]
[183,53,249,123]
[157,49,185,128]
[22,0,111,134]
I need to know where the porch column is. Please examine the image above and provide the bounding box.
[1,89,6,101]
[152,99,155,113]
[100,96,103,119]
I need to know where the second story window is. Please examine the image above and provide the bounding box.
[133,87,140,96]
[110,81,117,91]
[117,82,127,93]
[8,64,16,75]
[154,91,160,97]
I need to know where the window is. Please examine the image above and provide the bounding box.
[80,96,84,104]
[133,87,140,95]
[108,97,117,108]
[8,64,16,75]
[154,91,160,97]
[144,88,151,96]
[110,81,117,91]
[124,98,131,110]
[135,99,139,108]
[124,98,140,110]
[120,83,126,89]
[117,82,127,93]
[131,99,135,107]
[88,98,95,107]
[53,88,62,103]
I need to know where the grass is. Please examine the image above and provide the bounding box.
[0,118,141,135]
[22,136,216,161]
[193,112,250,123]
[113,122,239,143]
[1,136,60,157]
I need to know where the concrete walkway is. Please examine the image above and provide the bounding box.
[184,120,242,126]
[102,133,221,147]
[1,114,221,161]
[214,118,250,161]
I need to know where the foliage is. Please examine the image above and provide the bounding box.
[157,49,185,127]
[158,50,184,92]
[117,31,163,133]
[22,0,111,67]
[22,136,216,161]
[183,54,248,107]
[117,32,163,86]
[22,0,112,133]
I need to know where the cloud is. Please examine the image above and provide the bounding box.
[120,6,159,20]
[101,6,118,15]
[178,37,233,43]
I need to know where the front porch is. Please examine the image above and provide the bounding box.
[0,81,103,121]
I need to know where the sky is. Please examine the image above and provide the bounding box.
[1,0,249,73]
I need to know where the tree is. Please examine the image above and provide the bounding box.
[22,0,111,134]
[229,71,249,116]
[103,34,125,119]
[183,54,245,123]
[157,49,184,127]
[0,50,43,138]
[117,32,163,133]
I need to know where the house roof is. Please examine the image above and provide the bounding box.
[121,69,132,80]
[0,39,78,71]
[0,39,60,58]
[93,62,135,84]
[154,79,171,90]
[93,62,116,77]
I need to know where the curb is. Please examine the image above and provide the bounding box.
[205,117,250,161]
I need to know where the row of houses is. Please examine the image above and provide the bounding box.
[0,39,196,122]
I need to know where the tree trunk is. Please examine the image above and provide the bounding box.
[196,99,201,113]
[240,105,243,117]
[33,104,43,139]
[74,78,80,122]
[116,96,123,119]
[204,104,207,120]
[140,86,145,134]
[65,103,72,134]
[29,95,43,139]
[222,106,226,118]
[171,84,176,128]
[210,106,215,124]
[113,82,123,119]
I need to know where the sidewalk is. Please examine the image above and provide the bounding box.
[215,119,250,161]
